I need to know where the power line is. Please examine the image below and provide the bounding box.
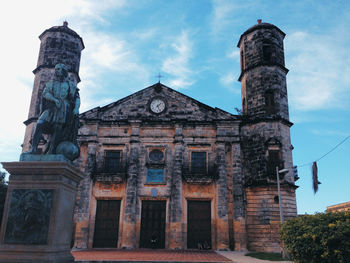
[297,135,350,168]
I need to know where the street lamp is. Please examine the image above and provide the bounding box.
[276,167,289,224]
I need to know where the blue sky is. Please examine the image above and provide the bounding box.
[0,0,349,214]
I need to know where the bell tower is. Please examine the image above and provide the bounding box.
[22,21,84,152]
[238,20,297,252]
[238,19,289,120]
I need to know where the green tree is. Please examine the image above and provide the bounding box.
[281,212,350,263]
[0,171,8,226]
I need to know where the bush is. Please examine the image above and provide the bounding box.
[0,171,8,226]
[281,212,350,263]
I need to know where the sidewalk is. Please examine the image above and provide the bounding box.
[217,251,293,263]
[73,249,232,262]
[72,249,294,263]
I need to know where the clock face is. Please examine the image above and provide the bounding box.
[150,98,166,113]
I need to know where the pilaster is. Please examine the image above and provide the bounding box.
[215,128,229,250]
[73,143,96,249]
[169,124,184,249]
[121,121,140,248]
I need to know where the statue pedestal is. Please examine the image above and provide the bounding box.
[0,159,85,263]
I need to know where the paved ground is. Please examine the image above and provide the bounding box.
[72,249,294,263]
[72,249,232,262]
[217,251,293,263]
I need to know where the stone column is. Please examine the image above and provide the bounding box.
[0,160,85,263]
[169,124,184,249]
[73,143,96,249]
[215,137,230,249]
[121,121,140,248]
[232,143,247,251]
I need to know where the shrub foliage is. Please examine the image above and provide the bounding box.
[281,212,350,263]
[0,171,8,226]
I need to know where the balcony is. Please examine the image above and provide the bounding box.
[182,164,218,184]
[94,163,127,183]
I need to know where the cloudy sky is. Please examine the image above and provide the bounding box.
[0,0,349,214]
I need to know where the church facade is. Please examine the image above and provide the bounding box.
[22,21,297,252]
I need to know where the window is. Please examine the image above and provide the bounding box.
[265,90,276,114]
[149,149,164,163]
[267,149,283,175]
[104,151,121,173]
[242,98,246,113]
[240,50,245,71]
[191,152,207,174]
[263,40,273,63]
[146,148,165,183]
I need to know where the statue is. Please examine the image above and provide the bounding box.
[28,63,80,160]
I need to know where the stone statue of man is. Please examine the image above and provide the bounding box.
[29,63,80,160]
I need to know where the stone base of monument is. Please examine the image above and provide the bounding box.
[0,156,85,263]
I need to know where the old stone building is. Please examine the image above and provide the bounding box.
[326,201,350,213]
[22,21,297,252]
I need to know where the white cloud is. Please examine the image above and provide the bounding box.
[227,50,240,59]
[286,30,350,111]
[79,30,150,111]
[0,0,129,161]
[210,0,238,33]
[219,47,241,88]
[310,129,350,137]
[220,73,235,86]
[86,33,138,72]
[210,0,251,36]
[161,31,194,89]
[131,28,158,41]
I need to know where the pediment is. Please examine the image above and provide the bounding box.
[80,83,237,122]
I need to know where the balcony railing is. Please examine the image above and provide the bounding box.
[182,164,218,184]
[93,163,128,183]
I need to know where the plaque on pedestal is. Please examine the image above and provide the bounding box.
[0,159,85,263]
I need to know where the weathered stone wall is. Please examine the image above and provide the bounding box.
[36,26,84,75]
[22,21,298,253]
[240,121,297,252]
[73,142,95,249]
[74,94,241,249]
[241,121,294,185]
[238,22,297,253]
[245,185,297,252]
[239,24,285,70]
[238,23,289,120]
[240,67,289,120]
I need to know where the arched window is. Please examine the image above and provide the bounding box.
[240,50,245,71]
[265,138,284,177]
[262,40,273,63]
[242,98,246,113]
[265,90,276,114]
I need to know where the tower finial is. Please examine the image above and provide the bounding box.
[257,19,262,24]
[63,21,68,27]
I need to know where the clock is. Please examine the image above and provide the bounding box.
[150,98,166,113]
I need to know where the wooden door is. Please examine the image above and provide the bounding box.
[93,200,120,248]
[140,200,166,248]
[187,201,211,249]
